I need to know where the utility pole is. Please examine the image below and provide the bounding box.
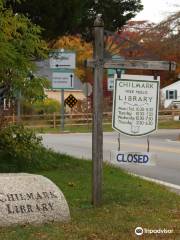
[92,14,104,206]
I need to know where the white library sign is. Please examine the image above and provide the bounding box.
[112,74,160,136]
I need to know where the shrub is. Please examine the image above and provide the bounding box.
[0,125,57,172]
[22,98,61,115]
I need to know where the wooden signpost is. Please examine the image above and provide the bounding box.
[87,15,176,207]
[87,59,176,71]
[91,15,104,206]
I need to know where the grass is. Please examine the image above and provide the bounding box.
[34,123,113,133]
[158,120,180,129]
[0,152,180,240]
[34,120,180,134]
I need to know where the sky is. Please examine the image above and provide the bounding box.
[134,0,180,23]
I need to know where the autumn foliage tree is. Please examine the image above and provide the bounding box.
[106,11,180,87]
[145,11,180,76]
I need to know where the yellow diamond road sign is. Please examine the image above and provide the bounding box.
[65,94,78,108]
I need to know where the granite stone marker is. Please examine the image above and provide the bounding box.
[0,173,70,226]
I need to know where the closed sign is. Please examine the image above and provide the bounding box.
[112,151,156,166]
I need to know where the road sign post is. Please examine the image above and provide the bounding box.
[49,50,76,132]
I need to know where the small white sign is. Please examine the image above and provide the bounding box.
[112,74,160,136]
[108,77,114,91]
[52,72,74,89]
[112,151,155,166]
[50,52,76,69]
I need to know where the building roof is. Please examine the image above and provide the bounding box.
[161,80,180,90]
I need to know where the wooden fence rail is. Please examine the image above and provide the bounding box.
[3,109,180,128]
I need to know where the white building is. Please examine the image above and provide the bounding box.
[161,81,180,108]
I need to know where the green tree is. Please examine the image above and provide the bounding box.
[8,0,143,40]
[0,0,49,102]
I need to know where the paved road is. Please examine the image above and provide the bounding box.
[42,129,180,186]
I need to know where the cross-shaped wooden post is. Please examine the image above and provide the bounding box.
[87,15,176,207]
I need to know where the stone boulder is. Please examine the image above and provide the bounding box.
[0,173,70,226]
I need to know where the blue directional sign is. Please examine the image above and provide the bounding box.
[49,50,76,89]
[49,51,76,70]
[52,71,74,89]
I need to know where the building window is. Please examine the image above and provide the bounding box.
[166,90,177,100]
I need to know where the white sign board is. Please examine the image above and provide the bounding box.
[52,72,74,89]
[35,60,52,79]
[112,74,160,136]
[50,52,76,69]
[112,151,155,166]
[82,82,92,97]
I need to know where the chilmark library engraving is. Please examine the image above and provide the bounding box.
[0,174,70,226]
[0,191,58,215]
